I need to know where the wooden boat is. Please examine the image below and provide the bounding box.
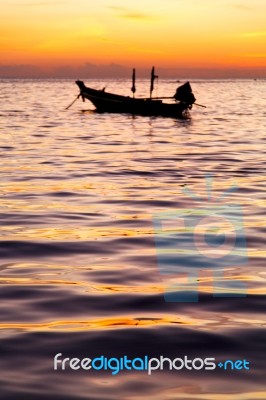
[75,67,197,119]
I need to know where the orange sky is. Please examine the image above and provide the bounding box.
[0,0,266,77]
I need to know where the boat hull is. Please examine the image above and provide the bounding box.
[76,81,190,119]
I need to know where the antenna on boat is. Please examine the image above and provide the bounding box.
[150,66,158,99]
[131,68,136,98]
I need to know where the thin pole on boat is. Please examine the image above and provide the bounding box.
[194,103,207,108]
[140,95,207,107]
[150,66,158,99]
[65,94,80,110]
[151,97,207,108]
[131,68,136,98]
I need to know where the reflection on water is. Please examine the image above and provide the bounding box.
[0,79,265,399]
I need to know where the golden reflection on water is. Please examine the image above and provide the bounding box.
[158,392,266,400]
[0,315,195,332]
[0,312,265,332]
[0,226,154,240]
[1,265,266,297]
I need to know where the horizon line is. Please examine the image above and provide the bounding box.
[0,63,265,79]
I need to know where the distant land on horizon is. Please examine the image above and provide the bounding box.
[0,63,265,79]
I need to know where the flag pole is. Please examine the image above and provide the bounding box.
[131,68,136,98]
[150,66,158,99]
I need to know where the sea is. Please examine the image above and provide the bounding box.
[0,78,265,399]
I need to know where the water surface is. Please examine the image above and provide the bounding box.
[0,79,265,399]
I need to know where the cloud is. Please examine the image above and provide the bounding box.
[0,64,43,78]
[231,3,254,10]
[1,63,266,79]
[243,53,266,58]
[121,13,155,20]
[108,6,126,12]
[108,6,156,21]
[238,31,266,37]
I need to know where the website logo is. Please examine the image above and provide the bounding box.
[54,354,250,375]
[153,175,248,302]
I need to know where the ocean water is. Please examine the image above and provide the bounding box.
[0,78,265,399]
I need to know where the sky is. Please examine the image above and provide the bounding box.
[0,0,266,77]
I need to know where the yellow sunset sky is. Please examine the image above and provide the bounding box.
[0,0,266,77]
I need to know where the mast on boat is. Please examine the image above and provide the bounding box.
[130,66,158,99]
[131,68,136,98]
[150,66,158,99]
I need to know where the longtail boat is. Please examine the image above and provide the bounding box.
[74,67,197,119]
